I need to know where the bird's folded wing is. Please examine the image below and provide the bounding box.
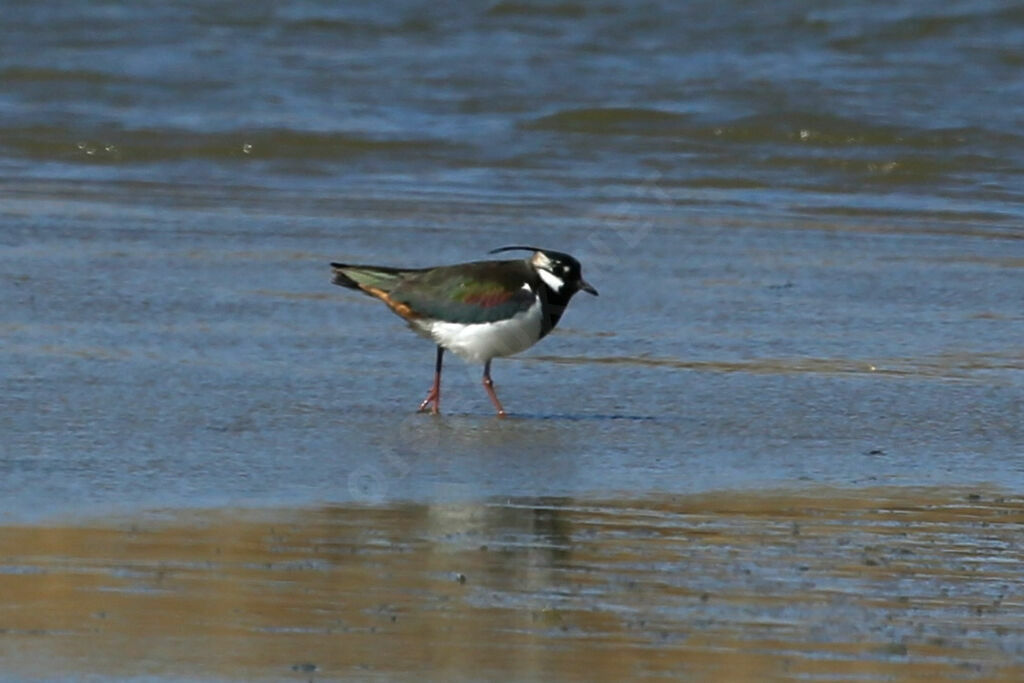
[390,262,536,324]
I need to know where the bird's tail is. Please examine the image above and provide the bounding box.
[331,262,427,319]
[330,263,416,293]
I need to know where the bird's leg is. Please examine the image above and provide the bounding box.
[481,359,507,418]
[417,346,444,415]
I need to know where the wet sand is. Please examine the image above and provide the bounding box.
[2,488,1022,681]
[4,190,1024,680]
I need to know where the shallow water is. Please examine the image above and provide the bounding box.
[3,202,1021,519]
[2,0,1024,680]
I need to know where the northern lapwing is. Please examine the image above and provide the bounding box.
[330,246,598,417]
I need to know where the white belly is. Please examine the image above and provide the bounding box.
[413,297,543,363]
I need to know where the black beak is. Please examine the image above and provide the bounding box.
[578,279,598,296]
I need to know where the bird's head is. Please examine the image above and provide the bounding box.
[490,245,598,297]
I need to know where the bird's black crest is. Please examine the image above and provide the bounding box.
[489,245,544,255]
[489,245,580,265]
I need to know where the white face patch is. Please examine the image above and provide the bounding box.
[531,251,553,270]
[537,267,565,292]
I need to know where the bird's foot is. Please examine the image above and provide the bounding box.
[417,387,440,415]
[482,374,506,418]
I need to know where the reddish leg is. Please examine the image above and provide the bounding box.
[417,346,444,415]
[482,359,507,418]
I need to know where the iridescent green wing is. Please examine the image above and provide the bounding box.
[391,260,536,324]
